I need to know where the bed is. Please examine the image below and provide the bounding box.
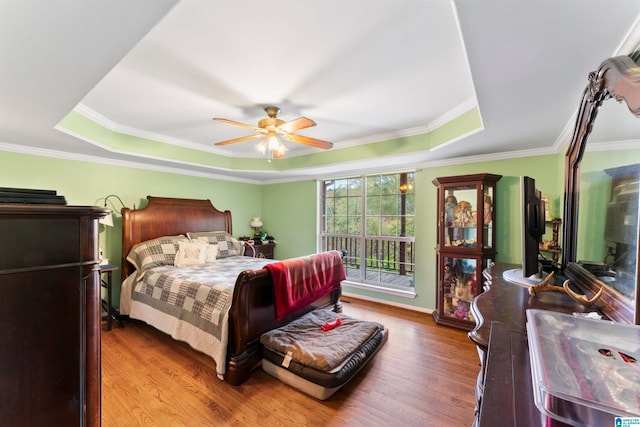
[119,196,343,385]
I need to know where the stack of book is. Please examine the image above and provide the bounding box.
[0,187,67,205]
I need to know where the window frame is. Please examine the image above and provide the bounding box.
[319,171,416,295]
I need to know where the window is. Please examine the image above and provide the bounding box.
[321,172,416,292]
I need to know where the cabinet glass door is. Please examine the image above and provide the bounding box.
[443,184,479,248]
[483,185,495,249]
[441,256,482,323]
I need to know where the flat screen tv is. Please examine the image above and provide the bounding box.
[503,176,546,286]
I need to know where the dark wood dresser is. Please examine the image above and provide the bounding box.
[469,263,599,427]
[0,204,108,426]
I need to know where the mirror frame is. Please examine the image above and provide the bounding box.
[562,51,640,323]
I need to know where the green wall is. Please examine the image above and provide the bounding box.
[0,148,565,312]
[261,180,319,260]
[258,149,640,312]
[45,99,639,313]
[261,154,562,311]
[0,151,261,307]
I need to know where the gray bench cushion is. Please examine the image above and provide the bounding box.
[261,309,387,399]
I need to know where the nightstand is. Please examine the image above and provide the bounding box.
[100,264,123,330]
[244,242,276,259]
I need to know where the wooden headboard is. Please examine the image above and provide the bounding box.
[121,196,232,278]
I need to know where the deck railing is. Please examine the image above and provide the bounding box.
[322,235,415,287]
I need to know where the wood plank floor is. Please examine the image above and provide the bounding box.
[102,298,478,426]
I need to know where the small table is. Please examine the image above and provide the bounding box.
[100,264,123,330]
[244,242,276,259]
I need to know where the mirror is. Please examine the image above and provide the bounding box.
[562,52,640,324]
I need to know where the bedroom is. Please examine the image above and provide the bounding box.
[2,0,638,311]
[1,1,639,426]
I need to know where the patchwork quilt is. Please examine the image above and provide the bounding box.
[130,256,275,375]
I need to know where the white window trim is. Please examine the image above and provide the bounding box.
[342,280,417,298]
[317,174,416,293]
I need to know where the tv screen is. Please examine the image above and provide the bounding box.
[503,176,547,286]
[521,176,545,277]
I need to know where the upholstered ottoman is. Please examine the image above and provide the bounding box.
[260,309,388,400]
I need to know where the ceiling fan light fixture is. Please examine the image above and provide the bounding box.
[255,139,267,155]
[214,105,333,156]
[267,134,279,150]
[273,140,288,158]
[256,134,288,161]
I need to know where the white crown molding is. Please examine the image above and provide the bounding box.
[14,127,265,184]
[4,132,636,187]
[429,122,484,152]
[74,97,479,159]
[74,103,230,156]
[328,97,479,150]
[58,126,280,183]
[420,145,560,169]
[263,141,560,185]
[586,139,640,152]
[553,110,577,153]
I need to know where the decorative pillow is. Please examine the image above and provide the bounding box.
[126,235,188,273]
[174,241,208,267]
[187,231,243,258]
[204,243,218,263]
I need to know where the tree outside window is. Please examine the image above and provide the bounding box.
[321,172,415,289]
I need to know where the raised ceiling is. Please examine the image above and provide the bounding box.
[1,0,639,183]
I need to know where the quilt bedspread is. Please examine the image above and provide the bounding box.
[130,255,275,375]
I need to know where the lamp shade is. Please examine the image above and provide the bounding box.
[99,194,126,227]
[250,217,263,229]
[99,212,114,227]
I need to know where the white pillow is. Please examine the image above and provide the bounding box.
[204,244,218,263]
[174,241,207,267]
[186,231,243,258]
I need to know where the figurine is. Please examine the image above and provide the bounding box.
[454,201,473,227]
[445,195,457,227]
[450,275,474,320]
[454,299,471,320]
[483,194,493,225]
[467,272,479,296]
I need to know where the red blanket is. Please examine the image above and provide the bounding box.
[265,251,345,320]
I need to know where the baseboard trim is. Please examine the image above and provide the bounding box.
[341,291,433,314]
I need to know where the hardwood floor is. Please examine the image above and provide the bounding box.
[102,298,478,426]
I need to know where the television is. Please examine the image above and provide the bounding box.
[503,176,546,286]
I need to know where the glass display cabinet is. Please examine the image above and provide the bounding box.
[432,173,502,330]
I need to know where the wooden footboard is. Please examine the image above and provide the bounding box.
[225,267,342,385]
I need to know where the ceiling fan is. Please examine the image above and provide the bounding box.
[213,106,333,159]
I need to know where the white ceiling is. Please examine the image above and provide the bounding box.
[1,0,639,183]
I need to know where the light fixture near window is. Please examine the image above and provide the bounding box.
[399,183,414,193]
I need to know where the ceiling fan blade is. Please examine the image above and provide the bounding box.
[215,133,263,146]
[278,117,316,133]
[283,133,333,150]
[213,117,264,132]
